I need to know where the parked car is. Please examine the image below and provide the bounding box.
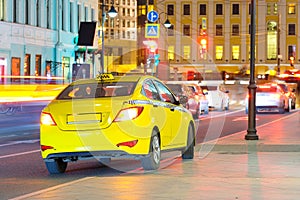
[200,85,230,111]
[40,74,195,174]
[166,81,208,118]
[184,83,209,115]
[245,83,290,114]
[277,83,296,110]
[165,83,200,118]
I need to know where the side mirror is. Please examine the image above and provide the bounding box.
[179,95,188,105]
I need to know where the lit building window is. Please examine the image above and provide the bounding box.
[183,45,191,60]
[274,3,278,14]
[216,46,223,61]
[288,4,295,14]
[24,54,30,76]
[232,45,240,60]
[168,46,174,61]
[0,0,4,20]
[267,3,271,15]
[267,21,277,60]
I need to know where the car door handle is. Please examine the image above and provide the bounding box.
[170,108,175,112]
[153,104,158,107]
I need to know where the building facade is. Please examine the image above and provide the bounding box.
[0,0,98,84]
[98,0,137,74]
[138,0,300,80]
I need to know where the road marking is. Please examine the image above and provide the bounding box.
[200,108,244,120]
[0,149,40,159]
[0,139,40,147]
[232,116,259,121]
[10,177,95,200]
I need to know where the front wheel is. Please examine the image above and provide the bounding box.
[182,124,195,159]
[45,158,68,174]
[141,131,161,170]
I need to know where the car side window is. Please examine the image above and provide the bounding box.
[142,80,160,100]
[153,80,176,104]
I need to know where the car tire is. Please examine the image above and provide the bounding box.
[182,124,195,159]
[141,131,161,170]
[204,107,209,114]
[224,104,229,111]
[45,158,68,174]
[279,106,285,114]
[291,101,296,109]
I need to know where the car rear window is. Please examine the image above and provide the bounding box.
[56,82,137,99]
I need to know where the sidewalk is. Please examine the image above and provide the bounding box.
[12,111,300,200]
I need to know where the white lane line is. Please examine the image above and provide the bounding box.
[0,139,40,147]
[10,177,95,200]
[0,149,40,159]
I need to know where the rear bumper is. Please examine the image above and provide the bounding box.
[44,150,146,162]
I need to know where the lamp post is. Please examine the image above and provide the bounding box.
[100,0,117,73]
[245,0,259,140]
[156,13,171,79]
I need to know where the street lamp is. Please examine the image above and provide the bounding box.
[100,0,118,73]
[163,19,171,29]
[245,0,259,140]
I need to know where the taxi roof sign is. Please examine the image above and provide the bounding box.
[96,73,114,81]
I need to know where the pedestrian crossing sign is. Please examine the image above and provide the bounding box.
[145,24,160,38]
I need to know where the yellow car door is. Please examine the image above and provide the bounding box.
[152,80,186,148]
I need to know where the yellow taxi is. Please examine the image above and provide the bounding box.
[40,74,196,174]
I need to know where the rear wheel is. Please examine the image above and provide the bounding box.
[291,101,296,109]
[204,107,209,114]
[182,124,195,159]
[141,131,161,170]
[45,158,68,174]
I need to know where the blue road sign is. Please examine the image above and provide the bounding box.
[147,10,159,23]
[145,24,160,38]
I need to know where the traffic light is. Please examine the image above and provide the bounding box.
[198,29,208,58]
[154,54,160,66]
[290,56,294,67]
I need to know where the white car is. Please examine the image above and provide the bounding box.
[201,85,230,111]
[185,83,209,115]
[245,83,290,114]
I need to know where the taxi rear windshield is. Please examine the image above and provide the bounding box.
[56,82,136,99]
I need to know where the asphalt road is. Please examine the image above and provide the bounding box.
[0,104,296,200]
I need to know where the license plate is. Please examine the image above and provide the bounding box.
[67,113,102,124]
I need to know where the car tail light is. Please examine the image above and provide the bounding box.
[40,112,57,126]
[113,106,144,122]
[117,140,138,148]
[41,145,54,151]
